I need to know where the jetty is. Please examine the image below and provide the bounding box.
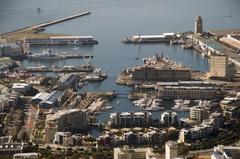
[31,12,91,29]
[0,11,91,42]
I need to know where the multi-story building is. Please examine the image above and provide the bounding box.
[211,145,240,159]
[156,81,220,100]
[178,129,190,143]
[53,132,73,146]
[194,16,203,34]
[45,109,88,143]
[179,121,214,143]
[13,152,39,159]
[109,112,153,128]
[158,85,218,99]
[132,67,191,82]
[161,111,178,126]
[123,131,146,146]
[209,54,235,79]
[114,146,161,159]
[8,91,20,108]
[12,83,32,94]
[165,141,178,159]
[145,130,167,146]
[209,112,224,129]
[190,106,209,122]
[220,34,240,51]
[0,143,26,157]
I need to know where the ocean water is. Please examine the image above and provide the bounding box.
[1,0,240,122]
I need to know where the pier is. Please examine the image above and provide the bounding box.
[0,11,91,38]
[27,54,93,60]
[25,65,94,73]
[32,12,91,29]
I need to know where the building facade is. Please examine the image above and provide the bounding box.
[161,111,178,126]
[158,85,218,99]
[190,106,209,122]
[209,54,235,79]
[45,109,88,143]
[132,67,191,82]
[12,83,32,94]
[165,141,178,159]
[211,145,240,159]
[0,143,25,157]
[114,146,161,159]
[109,112,153,128]
[13,152,39,159]
[179,121,214,143]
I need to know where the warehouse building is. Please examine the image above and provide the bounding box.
[132,67,191,82]
[39,90,63,109]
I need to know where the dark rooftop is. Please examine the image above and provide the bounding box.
[224,149,240,159]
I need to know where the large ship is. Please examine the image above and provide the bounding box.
[28,49,65,60]
[122,33,175,43]
[23,35,98,45]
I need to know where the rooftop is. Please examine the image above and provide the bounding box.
[32,92,50,100]
[40,90,63,105]
[191,34,229,53]
[12,83,30,89]
[208,29,240,37]
[224,149,240,159]
[220,36,240,49]
[47,109,85,122]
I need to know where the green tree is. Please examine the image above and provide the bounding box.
[178,144,189,158]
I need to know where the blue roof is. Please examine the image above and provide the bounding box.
[46,90,63,103]
[39,90,63,109]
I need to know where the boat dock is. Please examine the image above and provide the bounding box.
[87,98,107,114]
[65,54,93,59]
[27,54,93,60]
[25,65,94,73]
[23,36,98,45]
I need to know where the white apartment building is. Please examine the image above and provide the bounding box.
[165,141,178,159]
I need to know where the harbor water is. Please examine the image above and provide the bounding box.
[1,0,240,122]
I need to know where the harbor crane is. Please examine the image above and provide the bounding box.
[83,55,93,67]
